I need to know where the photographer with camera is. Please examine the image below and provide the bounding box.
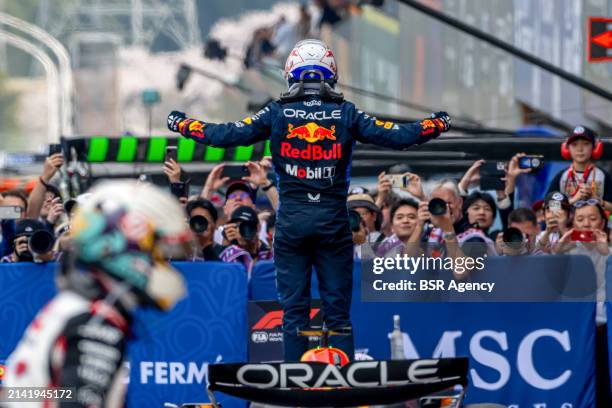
[186,198,224,261]
[423,189,498,263]
[0,218,56,263]
[220,206,273,274]
[419,180,468,248]
[496,208,541,256]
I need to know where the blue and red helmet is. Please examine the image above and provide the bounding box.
[284,39,338,86]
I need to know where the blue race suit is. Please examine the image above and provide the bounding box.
[169,95,447,361]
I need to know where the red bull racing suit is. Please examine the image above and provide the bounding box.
[168,96,449,361]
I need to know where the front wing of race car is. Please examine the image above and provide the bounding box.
[207,358,469,407]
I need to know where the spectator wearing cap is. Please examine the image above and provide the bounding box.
[1,218,55,263]
[547,125,612,211]
[535,192,571,252]
[219,206,273,275]
[186,199,224,261]
[214,180,258,245]
[347,193,384,246]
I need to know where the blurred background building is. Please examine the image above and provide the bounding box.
[0,0,611,153]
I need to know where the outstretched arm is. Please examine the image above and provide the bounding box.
[349,105,451,150]
[168,106,272,148]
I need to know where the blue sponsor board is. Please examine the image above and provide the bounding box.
[0,262,247,408]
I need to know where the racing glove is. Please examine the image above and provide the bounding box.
[419,111,451,138]
[168,111,187,133]
[167,111,205,139]
[431,111,451,132]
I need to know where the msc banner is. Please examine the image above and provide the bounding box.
[0,262,248,408]
[251,260,597,407]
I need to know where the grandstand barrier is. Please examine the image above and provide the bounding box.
[0,257,604,407]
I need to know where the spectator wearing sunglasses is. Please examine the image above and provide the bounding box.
[553,198,611,405]
[214,181,257,245]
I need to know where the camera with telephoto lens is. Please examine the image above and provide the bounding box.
[189,215,209,234]
[29,229,56,254]
[428,198,448,216]
[348,210,362,232]
[502,227,526,254]
[238,221,258,241]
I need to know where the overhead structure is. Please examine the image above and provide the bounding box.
[0,29,60,142]
[0,12,73,137]
[37,0,201,51]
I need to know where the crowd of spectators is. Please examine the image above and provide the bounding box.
[244,0,384,68]
[3,125,609,271]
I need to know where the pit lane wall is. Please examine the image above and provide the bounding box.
[0,258,604,407]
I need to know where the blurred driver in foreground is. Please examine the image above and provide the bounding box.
[2,180,192,407]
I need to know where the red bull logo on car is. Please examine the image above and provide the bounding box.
[286,123,336,143]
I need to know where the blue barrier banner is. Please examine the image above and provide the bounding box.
[0,263,56,360]
[0,259,601,407]
[252,260,597,406]
[605,256,612,393]
[0,262,248,408]
[126,262,248,407]
[250,261,277,301]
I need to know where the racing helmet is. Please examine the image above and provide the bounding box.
[70,180,192,311]
[301,347,350,367]
[284,39,338,86]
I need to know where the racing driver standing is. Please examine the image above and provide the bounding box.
[167,39,451,361]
